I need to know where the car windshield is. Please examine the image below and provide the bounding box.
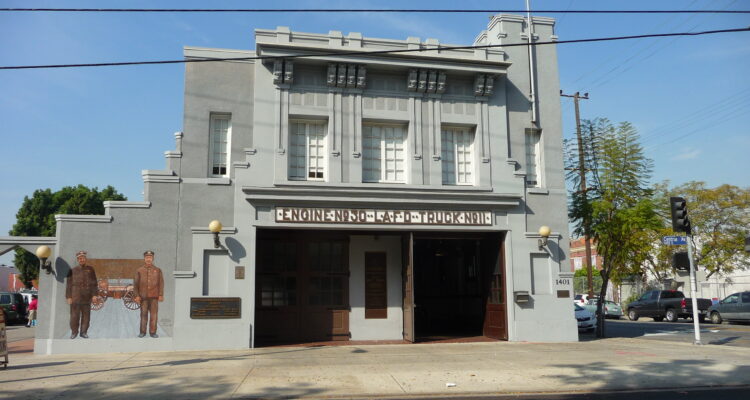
[574,304,584,311]
[606,301,617,306]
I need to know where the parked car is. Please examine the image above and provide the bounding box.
[0,292,28,324]
[626,290,712,322]
[584,299,623,319]
[708,291,750,324]
[574,294,598,307]
[575,303,596,332]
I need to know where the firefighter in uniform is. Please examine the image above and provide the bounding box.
[134,250,164,338]
[66,251,98,339]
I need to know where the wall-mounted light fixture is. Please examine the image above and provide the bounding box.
[538,226,551,251]
[35,245,53,274]
[209,220,223,248]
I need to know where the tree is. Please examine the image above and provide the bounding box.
[566,119,661,337]
[9,185,127,287]
[668,182,750,278]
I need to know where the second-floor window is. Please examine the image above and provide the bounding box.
[363,123,406,183]
[209,113,231,177]
[441,126,474,185]
[289,120,327,180]
[525,129,542,187]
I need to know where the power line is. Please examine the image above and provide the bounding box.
[1,8,750,14]
[1,26,748,71]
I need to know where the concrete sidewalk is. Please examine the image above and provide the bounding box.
[1,338,749,399]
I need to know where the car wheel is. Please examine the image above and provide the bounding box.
[653,316,664,322]
[628,309,639,321]
[665,308,678,322]
[710,311,722,324]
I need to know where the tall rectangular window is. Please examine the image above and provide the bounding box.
[525,129,542,187]
[441,127,474,185]
[363,123,406,183]
[289,120,327,180]
[209,114,231,177]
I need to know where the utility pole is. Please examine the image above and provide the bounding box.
[561,91,592,297]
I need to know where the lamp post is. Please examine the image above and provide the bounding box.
[538,226,551,250]
[209,220,223,248]
[35,245,53,274]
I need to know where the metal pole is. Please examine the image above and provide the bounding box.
[687,237,702,345]
[525,0,538,124]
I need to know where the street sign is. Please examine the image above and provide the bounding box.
[662,236,687,245]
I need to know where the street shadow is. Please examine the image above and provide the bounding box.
[5,361,73,370]
[709,336,741,345]
[548,358,750,391]
[0,354,328,400]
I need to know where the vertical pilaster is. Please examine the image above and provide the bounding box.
[350,92,363,183]
[479,99,492,187]
[409,96,424,184]
[427,96,443,186]
[328,89,343,183]
[274,86,290,184]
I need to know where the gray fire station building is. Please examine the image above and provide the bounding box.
[1,14,577,354]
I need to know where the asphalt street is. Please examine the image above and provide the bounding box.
[580,317,750,348]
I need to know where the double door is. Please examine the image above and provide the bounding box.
[402,233,507,342]
[255,233,350,344]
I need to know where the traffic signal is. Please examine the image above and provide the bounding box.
[672,251,690,271]
[669,196,692,235]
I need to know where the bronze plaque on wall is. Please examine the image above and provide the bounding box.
[190,297,241,319]
[235,266,245,279]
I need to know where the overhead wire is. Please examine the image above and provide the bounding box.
[639,90,750,144]
[587,0,740,90]
[1,8,749,14]
[1,26,748,70]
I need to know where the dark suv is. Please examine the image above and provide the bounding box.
[0,292,28,324]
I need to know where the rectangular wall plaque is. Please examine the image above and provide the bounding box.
[235,266,245,279]
[557,290,570,298]
[190,297,241,319]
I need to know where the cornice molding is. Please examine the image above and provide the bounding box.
[55,215,113,223]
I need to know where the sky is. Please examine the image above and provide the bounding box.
[1,0,749,264]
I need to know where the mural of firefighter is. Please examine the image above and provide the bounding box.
[65,252,167,339]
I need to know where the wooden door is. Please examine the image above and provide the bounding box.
[365,252,388,319]
[483,236,507,340]
[402,233,415,342]
[305,238,350,341]
[256,233,350,344]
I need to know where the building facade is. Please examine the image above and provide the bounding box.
[569,238,601,273]
[0,15,577,354]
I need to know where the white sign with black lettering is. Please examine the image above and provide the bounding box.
[275,207,492,226]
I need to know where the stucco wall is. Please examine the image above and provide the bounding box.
[349,235,403,340]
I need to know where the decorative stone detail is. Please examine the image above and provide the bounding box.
[272,60,294,85]
[407,69,446,94]
[327,63,366,89]
[473,74,495,97]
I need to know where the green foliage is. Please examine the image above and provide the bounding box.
[573,268,600,277]
[668,182,750,278]
[566,118,660,337]
[9,185,126,288]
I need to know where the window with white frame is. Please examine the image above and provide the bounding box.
[209,114,231,177]
[362,123,407,183]
[525,128,542,187]
[289,120,327,180]
[441,126,474,185]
